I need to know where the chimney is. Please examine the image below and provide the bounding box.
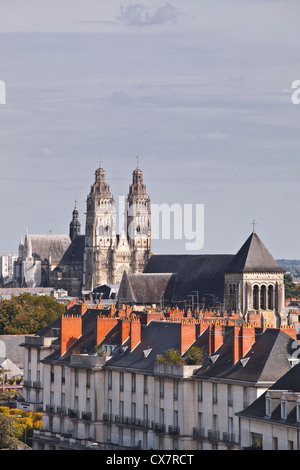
[96,316,118,345]
[280,324,297,340]
[233,325,242,364]
[121,318,131,344]
[209,322,224,355]
[199,320,209,335]
[233,323,256,363]
[241,324,256,357]
[180,321,196,355]
[61,314,82,355]
[130,318,141,351]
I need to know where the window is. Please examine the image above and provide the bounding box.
[75,369,79,387]
[272,437,278,450]
[297,403,300,422]
[144,404,148,423]
[132,373,136,393]
[213,383,217,403]
[198,381,203,401]
[119,400,124,418]
[266,397,271,417]
[144,375,148,394]
[160,408,165,426]
[173,410,179,428]
[173,379,178,400]
[108,370,112,390]
[86,370,91,388]
[251,432,262,450]
[131,402,136,420]
[281,400,287,419]
[120,372,124,391]
[228,384,233,406]
[159,378,164,398]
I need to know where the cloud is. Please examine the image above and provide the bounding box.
[117,2,181,26]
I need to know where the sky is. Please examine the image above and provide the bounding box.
[0,0,300,259]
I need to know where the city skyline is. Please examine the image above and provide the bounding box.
[0,0,299,259]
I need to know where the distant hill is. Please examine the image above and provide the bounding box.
[277,260,300,280]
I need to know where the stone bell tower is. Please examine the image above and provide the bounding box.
[224,231,286,327]
[83,166,116,292]
[126,162,151,274]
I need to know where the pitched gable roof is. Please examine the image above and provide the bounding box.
[225,232,284,274]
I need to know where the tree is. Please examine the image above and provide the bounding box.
[156,348,185,365]
[0,293,65,335]
[186,346,204,365]
[284,274,296,299]
[0,413,21,449]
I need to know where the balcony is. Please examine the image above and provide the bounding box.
[193,427,205,439]
[82,411,92,421]
[103,412,114,422]
[56,406,67,415]
[207,429,220,441]
[222,432,236,444]
[68,408,80,419]
[168,425,180,435]
[114,415,150,429]
[45,404,55,414]
[152,423,166,434]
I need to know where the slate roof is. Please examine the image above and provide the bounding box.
[60,235,85,264]
[117,272,176,304]
[102,320,184,372]
[28,234,71,263]
[193,327,293,385]
[236,362,300,424]
[143,254,234,303]
[225,232,284,274]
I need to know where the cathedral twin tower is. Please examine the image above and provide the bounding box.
[82,164,151,291]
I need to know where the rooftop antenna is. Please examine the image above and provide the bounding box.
[136,155,139,168]
[98,155,102,169]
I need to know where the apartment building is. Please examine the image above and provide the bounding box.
[237,361,300,450]
[17,302,297,450]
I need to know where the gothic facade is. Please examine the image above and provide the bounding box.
[13,165,151,297]
[82,165,151,291]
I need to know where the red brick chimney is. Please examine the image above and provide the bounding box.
[61,315,82,355]
[280,324,297,340]
[233,324,256,364]
[130,318,141,351]
[180,321,196,354]
[96,316,118,345]
[209,322,224,355]
[121,318,131,344]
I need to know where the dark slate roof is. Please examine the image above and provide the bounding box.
[103,321,184,372]
[236,363,300,423]
[144,254,233,303]
[194,327,293,385]
[60,235,85,264]
[28,234,71,263]
[225,232,284,274]
[117,272,176,304]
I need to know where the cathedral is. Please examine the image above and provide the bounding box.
[13,164,151,297]
[13,162,286,326]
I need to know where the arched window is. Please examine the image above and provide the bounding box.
[268,285,274,310]
[260,285,267,310]
[253,285,259,310]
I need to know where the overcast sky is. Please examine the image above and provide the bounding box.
[0,0,299,259]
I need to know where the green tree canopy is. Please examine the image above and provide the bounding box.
[0,293,64,335]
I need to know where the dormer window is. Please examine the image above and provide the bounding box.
[266,397,271,417]
[281,400,287,420]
